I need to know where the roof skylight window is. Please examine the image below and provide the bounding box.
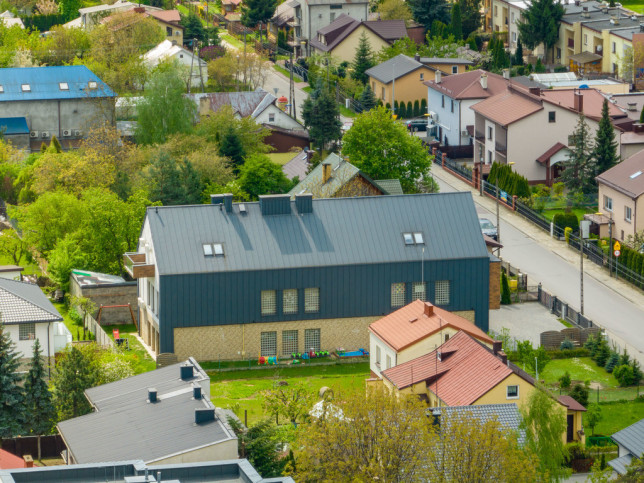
[630,171,642,179]
[213,243,224,256]
[59,82,69,90]
[21,84,30,92]
[88,81,98,89]
[403,233,414,245]
[0,85,4,93]
[413,232,424,244]
[203,244,213,256]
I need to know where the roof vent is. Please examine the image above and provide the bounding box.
[409,317,418,323]
[193,384,202,399]
[180,363,194,380]
[437,351,442,362]
[195,407,216,424]
[259,194,291,215]
[628,102,638,111]
[295,193,313,214]
[148,388,158,403]
[239,203,247,214]
[223,193,233,213]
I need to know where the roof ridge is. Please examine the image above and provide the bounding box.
[0,282,61,321]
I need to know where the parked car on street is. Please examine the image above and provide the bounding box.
[479,217,498,240]
[406,119,427,132]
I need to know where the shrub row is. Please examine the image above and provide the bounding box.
[392,99,427,119]
[487,162,531,199]
[553,212,580,233]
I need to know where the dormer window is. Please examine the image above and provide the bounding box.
[21,84,30,92]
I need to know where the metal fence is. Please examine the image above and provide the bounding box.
[444,156,473,182]
[536,284,594,329]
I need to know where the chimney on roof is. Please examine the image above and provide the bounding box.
[498,350,508,365]
[414,53,420,62]
[193,384,202,399]
[435,70,442,84]
[180,363,194,380]
[295,192,313,213]
[492,340,502,355]
[529,87,541,96]
[195,407,216,424]
[502,68,510,80]
[424,302,434,316]
[259,194,291,215]
[210,194,224,205]
[223,193,233,213]
[23,455,33,468]
[633,123,644,133]
[574,91,584,113]
[582,6,590,17]
[322,162,332,183]
[480,73,488,90]
[148,388,158,403]
[627,102,637,111]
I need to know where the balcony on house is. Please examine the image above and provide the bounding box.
[123,252,155,279]
[568,38,574,49]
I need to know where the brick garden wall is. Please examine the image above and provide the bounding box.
[69,278,138,325]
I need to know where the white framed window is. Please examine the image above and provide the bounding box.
[376,345,381,365]
[612,42,616,53]
[403,232,414,245]
[435,280,450,305]
[304,328,321,352]
[625,206,632,222]
[213,243,224,256]
[604,195,613,212]
[261,290,277,316]
[507,385,519,399]
[283,289,298,314]
[414,232,424,244]
[512,32,516,42]
[413,282,426,301]
[260,331,277,356]
[19,323,35,341]
[282,330,298,356]
[511,12,515,22]
[0,85,4,93]
[488,126,493,140]
[391,282,406,307]
[268,113,275,122]
[304,287,319,313]
[386,355,391,369]
[88,81,97,89]
[203,244,213,256]
[494,5,497,16]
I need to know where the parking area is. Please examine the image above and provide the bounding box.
[489,302,565,347]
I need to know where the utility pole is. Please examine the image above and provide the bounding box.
[289,50,296,119]
[195,40,205,93]
[188,38,196,94]
[580,235,584,315]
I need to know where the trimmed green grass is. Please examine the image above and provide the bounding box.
[339,105,357,118]
[620,0,644,13]
[53,302,82,341]
[542,208,593,222]
[102,324,156,374]
[273,64,304,82]
[558,318,574,328]
[588,399,644,436]
[302,86,313,94]
[210,362,369,425]
[540,357,619,388]
[0,253,41,276]
[267,152,296,165]
[220,32,244,50]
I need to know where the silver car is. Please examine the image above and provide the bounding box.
[479,218,498,240]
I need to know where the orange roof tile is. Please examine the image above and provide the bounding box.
[471,87,543,126]
[424,69,509,100]
[369,300,494,352]
[558,395,587,412]
[381,331,522,406]
[0,449,25,469]
[540,88,626,121]
[147,9,181,23]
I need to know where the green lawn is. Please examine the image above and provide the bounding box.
[302,86,313,94]
[273,64,304,82]
[0,253,41,276]
[267,152,296,165]
[542,208,593,223]
[220,32,244,50]
[540,357,619,387]
[209,362,370,425]
[102,324,156,374]
[339,105,357,118]
[588,399,644,436]
[53,302,83,341]
[620,0,644,13]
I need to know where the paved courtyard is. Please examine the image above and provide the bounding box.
[489,302,565,347]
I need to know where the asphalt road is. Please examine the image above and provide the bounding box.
[433,170,644,364]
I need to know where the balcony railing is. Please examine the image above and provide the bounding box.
[495,143,507,155]
[123,252,155,279]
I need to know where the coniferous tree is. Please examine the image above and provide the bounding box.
[450,2,463,40]
[560,114,597,194]
[50,136,63,153]
[460,0,482,39]
[51,346,100,421]
[351,32,375,85]
[241,0,278,39]
[517,0,564,63]
[413,100,420,117]
[358,84,377,112]
[179,159,204,205]
[219,127,246,170]
[594,98,619,175]
[409,0,451,33]
[0,324,25,439]
[514,38,524,66]
[302,87,342,153]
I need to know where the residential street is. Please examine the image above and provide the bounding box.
[432,167,644,366]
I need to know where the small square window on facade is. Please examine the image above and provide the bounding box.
[452,66,458,74]
[59,82,69,90]
[269,113,275,122]
[413,232,424,244]
[304,328,321,352]
[625,206,632,222]
[304,287,320,313]
[604,196,613,212]
[507,385,519,399]
[203,244,213,256]
[403,233,414,245]
[391,282,406,307]
[283,289,298,314]
[261,290,277,316]
[260,331,277,356]
[548,111,555,123]
[21,84,31,92]
[412,282,426,301]
[282,330,298,356]
[435,280,450,305]
[19,323,35,341]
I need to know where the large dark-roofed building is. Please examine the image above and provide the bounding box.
[125,193,492,361]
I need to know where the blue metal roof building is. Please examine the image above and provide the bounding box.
[127,193,492,360]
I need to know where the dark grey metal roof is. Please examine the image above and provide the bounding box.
[58,359,236,464]
[431,403,525,445]
[611,418,644,456]
[146,192,489,276]
[0,278,62,325]
[608,454,634,475]
[365,54,425,84]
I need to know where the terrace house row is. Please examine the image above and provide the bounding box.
[124,193,493,361]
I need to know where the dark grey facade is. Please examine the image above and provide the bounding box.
[134,193,491,355]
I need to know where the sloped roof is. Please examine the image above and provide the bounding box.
[59,358,236,464]
[0,66,115,101]
[374,179,403,195]
[558,395,587,412]
[0,117,29,135]
[146,9,181,23]
[146,192,489,276]
[365,54,428,84]
[424,69,509,100]
[363,19,407,41]
[611,418,644,456]
[0,449,24,469]
[369,299,493,352]
[420,57,473,65]
[431,403,525,445]
[0,278,63,325]
[310,15,360,52]
[200,89,275,118]
[282,150,309,180]
[537,142,569,165]
[471,87,542,127]
[143,40,206,66]
[288,153,383,197]
[596,148,644,198]
[540,88,626,121]
[272,1,295,26]
[0,17,24,28]
[381,331,524,405]
[608,454,634,475]
[79,0,134,15]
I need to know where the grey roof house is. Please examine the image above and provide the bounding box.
[0,459,295,483]
[609,418,644,475]
[0,278,69,368]
[57,358,238,465]
[124,192,492,362]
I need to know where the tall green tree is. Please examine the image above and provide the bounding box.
[460,0,482,39]
[148,153,203,206]
[241,0,278,39]
[342,106,431,192]
[351,32,375,85]
[238,154,292,199]
[229,419,289,478]
[135,66,197,145]
[408,0,451,33]
[520,387,568,482]
[59,0,81,21]
[514,37,524,66]
[450,2,463,40]
[560,114,597,194]
[594,98,619,175]
[51,345,101,421]
[219,127,246,171]
[517,0,564,63]
[180,12,208,44]
[358,84,378,112]
[0,324,24,439]
[302,87,342,153]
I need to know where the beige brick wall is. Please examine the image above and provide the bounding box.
[489,260,501,310]
[173,316,380,361]
[452,310,475,323]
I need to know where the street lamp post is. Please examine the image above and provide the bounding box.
[496,162,515,250]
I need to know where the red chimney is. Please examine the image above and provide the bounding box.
[574,91,584,113]
[529,87,541,96]
[424,302,434,316]
[492,340,502,354]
